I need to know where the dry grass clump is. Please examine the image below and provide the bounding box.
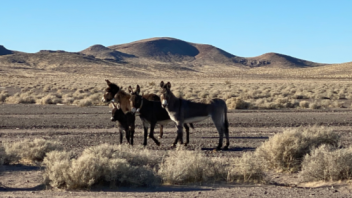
[0,90,9,102]
[5,92,36,104]
[158,147,226,185]
[300,145,352,182]
[227,152,265,183]
[255,126,340,172]
[43,144,161,189]
[0,145,6,165]
[299,101,310,108]
[226,98,249,109]
[36,93,62,104]
[3,138,63,164]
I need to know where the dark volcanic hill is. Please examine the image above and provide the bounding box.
[108,37,323,68]
[80,44,135,61]
[0,45,13,56]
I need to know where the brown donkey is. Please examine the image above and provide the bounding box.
[102,79,165,138]
[160,81,229,150]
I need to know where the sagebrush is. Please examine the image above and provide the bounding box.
[300,145,352,182]
[254,126,340,172]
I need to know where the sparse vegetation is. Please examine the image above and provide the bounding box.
[254,126,340,172]
[43,144,162,189]
[300,145,352,182]
[227,152,265,183]
[158,147,227,185]
[2,138,63,164]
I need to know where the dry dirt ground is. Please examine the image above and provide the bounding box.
[1,104,352,197]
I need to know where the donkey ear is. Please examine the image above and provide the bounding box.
[128,86,133,94]
[136,85,140,94]
[166,82,171,89]
[160,81,165,88]
[105,79,111,85]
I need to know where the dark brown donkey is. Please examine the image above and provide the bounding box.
[128,85,194,147]
[110,102,135,145]
[102,79,165,138]
[160,81,230,150]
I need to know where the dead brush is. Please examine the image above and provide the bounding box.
[254,126,340,172]
[300,145,352,182]
[227,152,265,183]
[226,98,249,109]
[36,93,62,104]
[43,144,161,189]
[5,92,36,104]
[158,146,227,185]
[3,138,63,164]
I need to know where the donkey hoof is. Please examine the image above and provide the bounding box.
[171,144,176,148]
[222,146,229,151]
[158,136,163,139]
[184,143,188,146]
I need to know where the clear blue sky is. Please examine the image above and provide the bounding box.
[1,0,351,63]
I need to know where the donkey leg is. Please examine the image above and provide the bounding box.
[130,125,135,146]
[159,125,164,139]
[149,123,161,146]
[143,127,148,146]
[119,129,123,144]
[223,117,230,150]
[183,124,190,146]
[176,124,184,145]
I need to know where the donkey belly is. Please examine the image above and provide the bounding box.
[184,116,210,123]
[156,119,172,125]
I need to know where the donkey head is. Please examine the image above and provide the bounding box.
[102,79,120,103]
[110,102,123,121]
[129,85,143,115]
[160,81,172,108]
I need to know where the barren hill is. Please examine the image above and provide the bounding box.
[108,37,323,68]
[80,44,135,61]
[1,37,349,79]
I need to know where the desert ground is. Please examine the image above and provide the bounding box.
[1,102,352,197]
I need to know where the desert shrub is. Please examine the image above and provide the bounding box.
[255,126,340,172]
[309,101,321,109]
[43,144,161,189]
[299,101,310,108]
[5,92,36,104]
[300,145,352,182]
[158,147,226,185]
[0,145,6,165]
[227,152,265,183]
[37,93,62,104]
[74,98,93,107]
[0,92,9,102]
[43,85,52,92]
[226,98,249,109]
[3,138,63,164]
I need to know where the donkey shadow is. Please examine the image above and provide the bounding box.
[201,147,256,152]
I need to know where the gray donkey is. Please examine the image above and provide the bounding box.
[160,81,230,150]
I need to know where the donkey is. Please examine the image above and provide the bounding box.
[110,102,136,145]
[102,79,165,138]
[129,85,194,147]
[160,81,230,150]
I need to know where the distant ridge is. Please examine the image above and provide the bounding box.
[80,44,135,61]
[0,45,13,56]
[0,37,339,78]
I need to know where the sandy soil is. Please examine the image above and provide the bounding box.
[1,104,352,197]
